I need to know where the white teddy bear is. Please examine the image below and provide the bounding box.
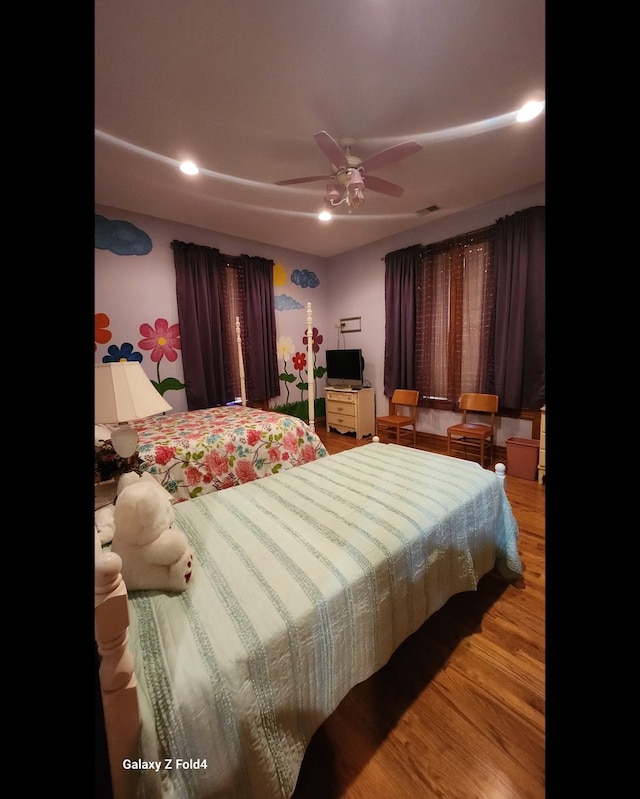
[111,473,194,593]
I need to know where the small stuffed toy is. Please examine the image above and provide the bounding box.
[111,473,193,593]
[95,504,116,546]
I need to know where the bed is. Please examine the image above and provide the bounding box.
[95,440,522,799]
[129,405,327,502]
[98,303,325,502]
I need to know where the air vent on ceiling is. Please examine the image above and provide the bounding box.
[416,204,440,215]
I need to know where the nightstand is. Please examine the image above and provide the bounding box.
[325,388,375,439]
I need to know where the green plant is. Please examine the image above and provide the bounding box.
[271,397,325,423]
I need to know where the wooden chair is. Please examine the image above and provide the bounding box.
[447,393,499,468]
[376,389,420,446]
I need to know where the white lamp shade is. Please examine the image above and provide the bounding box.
[95,362,172,423]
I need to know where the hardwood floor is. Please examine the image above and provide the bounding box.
[292,422,545,799]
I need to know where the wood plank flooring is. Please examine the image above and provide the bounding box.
[292,423,545,799]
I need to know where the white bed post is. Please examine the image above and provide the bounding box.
[95,532,140,799]
[306,302,315,433]
[494,462,506,485]
[235,316,247,407]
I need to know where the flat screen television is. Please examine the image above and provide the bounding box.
[325,348,365,389]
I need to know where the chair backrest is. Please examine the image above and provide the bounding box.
[458,393,498,428]
[459,393,499,413]
[390,389,420,419]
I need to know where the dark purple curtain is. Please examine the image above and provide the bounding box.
[383,244,421,397]
[491,206,545,409]
[173,241,232,409]
[172,241,278,410]
[239,254,279,402]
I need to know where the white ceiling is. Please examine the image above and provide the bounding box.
[95,0,545,259]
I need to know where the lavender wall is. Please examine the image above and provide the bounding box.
[95,181,544,442]
[320,182,545,442]
[95,207,330,415]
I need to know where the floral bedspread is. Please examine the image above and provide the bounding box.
[127,406,328,502]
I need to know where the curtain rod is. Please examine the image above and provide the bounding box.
[380,222,496,260]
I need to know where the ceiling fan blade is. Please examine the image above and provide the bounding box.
[313,131,350,168]
[275,175,330,186]
[363,174,405,197]
[359,141,422,173]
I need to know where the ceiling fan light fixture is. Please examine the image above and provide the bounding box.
[348,169,364,188]
[276,130,421,213]
[346,169,365,208]
[324,183,341,203]
[349,185,365,208]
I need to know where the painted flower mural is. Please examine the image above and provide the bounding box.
[94,313,112,351]
[139,318,181,361]
[277,326,326,403]
[102,342,143,363]
[138,318,185,396]
[303,326,323,354]
[292,350,307,373]
[277,335,297,402]
[302,326,324,399]
[94,315,185,399]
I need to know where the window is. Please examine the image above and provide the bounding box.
[415,229,495,408]
[219,260,244,401]
[383,206,544,412]
[173,241,279,410]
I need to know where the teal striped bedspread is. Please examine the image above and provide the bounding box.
[128,443,522,798]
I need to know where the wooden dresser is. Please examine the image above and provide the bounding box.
[325,388,375,439]
[537,405,546,484]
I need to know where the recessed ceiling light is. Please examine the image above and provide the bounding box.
[516,100,544,123]
[318,210,332,222]
[179,160,199,175]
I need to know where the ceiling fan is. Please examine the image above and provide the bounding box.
[275,131,423,212]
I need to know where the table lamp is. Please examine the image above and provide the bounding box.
[95,363,172,458]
